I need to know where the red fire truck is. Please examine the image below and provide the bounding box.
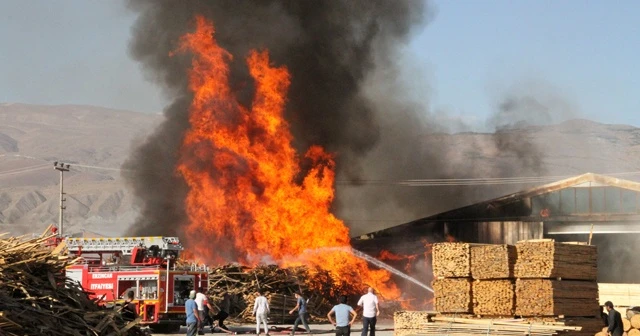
[63,236,208,333]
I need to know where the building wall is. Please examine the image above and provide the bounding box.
[445,221,544,244]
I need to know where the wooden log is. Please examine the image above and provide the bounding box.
[624,318,632,331]
[515,240,597,280]
[471,244,516,280]
[631,315,640,329]
[472,280,515,316]
[432,243,472,278]
[629,329,640,336]
[432,278,472,313]
[515,279,600,317]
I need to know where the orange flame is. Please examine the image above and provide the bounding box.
[174,16,399,299]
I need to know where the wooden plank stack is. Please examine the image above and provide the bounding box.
[471,244,516,279]
[515,280,600,317]
[433,243,472,278]
[473,280,515,316]
[514,240,599,318]
[432,278,473,313]
[430,239,600,335]
[0,233,146,336]
[393,314,589,336]
[515,240,597,280]
[394,311,437,334]
[598,283,640,307]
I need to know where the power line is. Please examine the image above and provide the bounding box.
[2,153,640,187]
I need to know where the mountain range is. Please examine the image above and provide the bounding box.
[1,102,639,237]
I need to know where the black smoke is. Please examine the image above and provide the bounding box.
[122,1,429,235]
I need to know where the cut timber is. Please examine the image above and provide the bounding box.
[630,329,640,336]
[558,317,606,336]
[394,311,437,330]
[515,279,600,317]
[472,279,515,316]
[515,240,597,280]
[471,244,516,279]
[599,283,640,307]
[432,242,472,278]
[631,315,640,329]
[420,316,584,336]
[433,278,472,313]
[624,318,632,331]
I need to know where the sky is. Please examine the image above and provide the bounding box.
[1,0,639,129]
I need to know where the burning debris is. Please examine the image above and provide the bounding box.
[0,233,145,336]
[205,263,401,323]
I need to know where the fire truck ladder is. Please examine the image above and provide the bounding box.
[64,236,183,256]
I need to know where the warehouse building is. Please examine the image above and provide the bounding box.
[353,173,640,283]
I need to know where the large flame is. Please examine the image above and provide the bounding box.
[174,16,399,298]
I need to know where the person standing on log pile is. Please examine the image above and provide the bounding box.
[327,295,357,336]
[253,289,270,336]
[357,287,379,336]
[605,301,623,336]
[186,290,200,336]
[289,292,312,335]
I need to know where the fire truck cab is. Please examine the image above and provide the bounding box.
[64,236,208,333]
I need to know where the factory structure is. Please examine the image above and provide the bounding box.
[354,173,640,283]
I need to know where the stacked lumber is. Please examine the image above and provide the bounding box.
[472,280,515,316]
[599,283,640,308]
[207,264,363,322]
[471,244,516,279]
[0,233,145,336]
[515,240,597,280]
[394,311,437,330]
[432,278,472,313]
[515,279,600,317]
[393,315,585,336]
[433,243,472,277]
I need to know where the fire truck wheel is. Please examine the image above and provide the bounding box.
[149,324,181,334]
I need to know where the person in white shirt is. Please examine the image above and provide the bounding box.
[253,289,270,335]
[195,287,213,334]
[357,287,379,336]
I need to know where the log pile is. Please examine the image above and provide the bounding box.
[617,316,640,336]
[432,278,472,313]
[432,243,472,278]
[206,264,365,323]
[0,233,145,336]
[515,240,597,280]
[515,279,600,317]
[472,280,515,316]
[471,244,516,279]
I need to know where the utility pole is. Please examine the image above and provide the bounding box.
[53,162,70,237]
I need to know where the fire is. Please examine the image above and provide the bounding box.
[174,16,399,298]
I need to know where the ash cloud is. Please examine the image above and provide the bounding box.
[122,1,428,235]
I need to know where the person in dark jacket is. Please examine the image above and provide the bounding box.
[605,301,623,336]
[121,291,138,322]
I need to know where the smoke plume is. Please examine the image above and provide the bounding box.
[123,0,428,235]
[123,1,549,237]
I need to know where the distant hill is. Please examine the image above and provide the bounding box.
[1,103,639,236]
[0,103,159,236]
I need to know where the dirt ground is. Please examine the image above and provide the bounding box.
[151,321,395,336]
